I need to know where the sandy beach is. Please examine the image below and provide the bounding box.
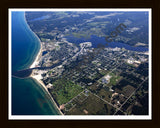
[29,42,64,115]
[25,12,64,115]
[29,42,43,68]
[24,12,42,69]
[31,73,64,115]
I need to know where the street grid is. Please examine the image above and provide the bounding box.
[62,49,148,115]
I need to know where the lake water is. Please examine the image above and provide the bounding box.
[65,35,148,52]
[11,11,60,115]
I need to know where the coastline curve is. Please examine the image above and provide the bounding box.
[24,12,63,115]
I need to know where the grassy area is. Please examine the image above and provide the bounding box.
[125,62,136,67]
[87,21,109,27]
[55,12,69,17]
[114,79,136,97]
[71,32,91,39]
[105,73,122,87]
[122,85,135,97]
[65,91,116,115]
[69,22,108,39]
[109,75,121,86]
[99,70,109,76]
[51,79,83,105]
[97,88,113,102]
[48,70,52,75]
[55,45,60,51]
[40,38,46,42]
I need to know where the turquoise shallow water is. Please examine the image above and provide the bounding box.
[11,11,60,115]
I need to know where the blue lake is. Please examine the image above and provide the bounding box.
[65,35,148,52]
[11,11,60,115]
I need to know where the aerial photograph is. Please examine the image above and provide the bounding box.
[10,9,151,119]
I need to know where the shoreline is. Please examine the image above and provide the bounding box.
[24,12,63,115]
[24,12,43,69]
[29,42,43,68]
[30,73,64,115]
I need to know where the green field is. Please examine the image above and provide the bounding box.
[50,78,83,105]
[105,73,122,87]
[65,91,116,115]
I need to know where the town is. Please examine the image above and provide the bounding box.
[25,11,149,115]
[31,36,148,115]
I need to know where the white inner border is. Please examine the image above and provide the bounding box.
[8,8,152,120]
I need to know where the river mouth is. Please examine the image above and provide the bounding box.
[12,69,33,78]
[12,33,148,79]
[11,11,61,115]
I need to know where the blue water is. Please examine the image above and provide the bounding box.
[42,51,48,56]
[11,11,60,115]
[12,12,40,72]
[65,35,148,52]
